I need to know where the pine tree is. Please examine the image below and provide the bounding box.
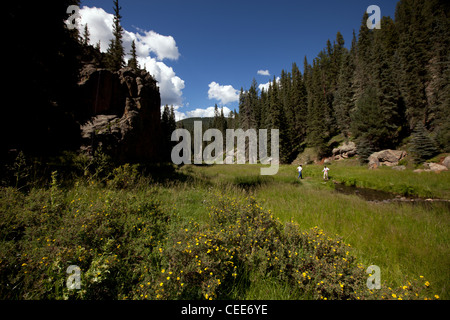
[238,87,257,130]
[333,51,354,137]
[353,12,375,102]
[422,0,450,151]
[82,24,90,46]
[232,108,239,129]
[395,0,428,131]
[351,87,388,162]
[248,79,260,129]
[169,105,176,133]
[106,0,125,71]
[306,54,337,157]
[219,107,227,133]
[433,51,450,151]
[259,88,270,129]
[289,62,307,148]
[266,77,290,163]
[306,60,322,148]
[128,40,138,70]
[410,122,439,163]
[161,105,171,161]
[371,16,404,148]
[213,104,220,128]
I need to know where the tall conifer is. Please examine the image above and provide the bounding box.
[128,40,138,70]
[106,0,125,71]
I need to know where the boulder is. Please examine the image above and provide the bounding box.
[443,156,450,169]
[424,163,448,172]
[368,149,407,169]
[332,141,357,160]
[392,165,406,171]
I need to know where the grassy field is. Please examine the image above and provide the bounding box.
[178,162,450,299]
[1,161,448,300]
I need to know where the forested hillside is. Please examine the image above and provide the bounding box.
[3,0,448,170]
[236,0,449,164]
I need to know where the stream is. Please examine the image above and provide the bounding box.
[333,182,450,208]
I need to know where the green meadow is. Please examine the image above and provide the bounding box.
[1,161,448,300]
[177,162,450,298]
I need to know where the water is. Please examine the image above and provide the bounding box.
[333,182,450,209]
[333,183,394,202]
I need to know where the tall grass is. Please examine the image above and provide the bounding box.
[181,163,449,299]
[324,161,450,199]
[256,183,449,299]
[1,161,447,299]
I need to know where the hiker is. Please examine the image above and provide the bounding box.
[297,165,303,179]
[322,166,330,180]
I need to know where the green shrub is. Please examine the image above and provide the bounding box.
[0,182,439,300]
[0,185,171,299]
[397,184,416,197]
[131,193,437,300]
[107,163,141,189]
[398,158,408,166]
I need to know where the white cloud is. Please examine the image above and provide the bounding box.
[186,106,232,118]
[78,6,183,106]
[257,69,270,76]
[133,29,180,61]
[208,82,240,105]
[139,56,185,106]
[258,77,280,92]
[174,110,187,121]
[78,6,114,52]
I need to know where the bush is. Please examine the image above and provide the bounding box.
[107,163,141,189]
[0,185,171,299]
[131,193,437,300]
[0,184,439,300]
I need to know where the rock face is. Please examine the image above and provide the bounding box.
[368,149,407,169]
[332,141,357,160]
[78,65,161,163]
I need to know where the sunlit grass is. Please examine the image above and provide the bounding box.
[1,161,447,299]
[179,163,450,299]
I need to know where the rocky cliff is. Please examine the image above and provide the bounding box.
[77,65,162,163]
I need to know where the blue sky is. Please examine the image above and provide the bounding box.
[78,0,399,120]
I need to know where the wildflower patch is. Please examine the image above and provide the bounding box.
[0,185,438,300]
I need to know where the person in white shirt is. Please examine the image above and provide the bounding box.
[297,165,303,179]
[322,166,330,180]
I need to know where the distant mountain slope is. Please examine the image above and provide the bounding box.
[177,117,214,131]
